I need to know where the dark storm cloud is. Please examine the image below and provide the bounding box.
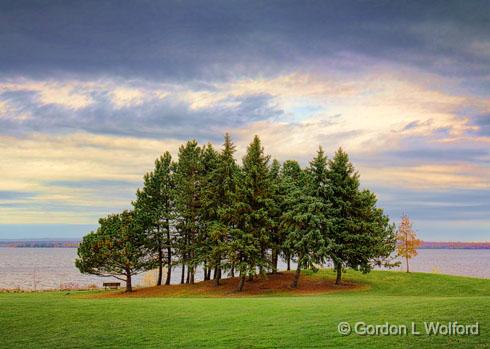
[1,0,489,81]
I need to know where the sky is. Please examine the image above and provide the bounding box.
[0,0,489,241]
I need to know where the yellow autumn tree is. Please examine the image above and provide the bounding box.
[396,214,421,272]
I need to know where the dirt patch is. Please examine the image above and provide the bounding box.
[94,272,366,298]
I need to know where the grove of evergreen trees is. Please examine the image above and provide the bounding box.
[76,134,396,292]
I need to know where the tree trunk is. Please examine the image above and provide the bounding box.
[335,262,342,285]
[406,256,410,273]
[291,261,301,288]
[259,249,264,275]
[214,266,221,286]
[189,248,195,284]
[180,264,185,284]
[125,272,133,292]
[238,274,245,292]
[230,265,235,278]
[165,228,172,285]
[157,248,163,286]
[271,248,278,274]
[186,267,190,284]
[206,267,212,280]
[287,255,291,271]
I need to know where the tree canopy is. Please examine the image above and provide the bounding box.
[77,134,397,291]
[76,210,155,292]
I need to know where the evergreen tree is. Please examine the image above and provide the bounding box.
[75,210,154,292]
[232,135,273,290]
[326,148,395,284]
[343,188,396,275]
[198,143,220,282]
[308,146,331,202]
[174,140,203,284]
[205,134,241,285]
[75,134,398,292]
[281,174,330,288]
[268,159,282,273]
[279,160,305,271]
[325,148,359,284]
[132,151,175,286]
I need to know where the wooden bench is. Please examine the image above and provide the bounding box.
[103,282,121,290]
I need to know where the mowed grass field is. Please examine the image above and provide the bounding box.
[1,270,489,348]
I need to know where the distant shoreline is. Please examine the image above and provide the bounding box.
[1,240,489,249]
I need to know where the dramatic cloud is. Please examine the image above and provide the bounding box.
[0,1,489,240]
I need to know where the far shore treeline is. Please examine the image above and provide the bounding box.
[76,134,397,292]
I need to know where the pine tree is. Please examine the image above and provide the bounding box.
[281,166,330,288]
[232,135,273,290]
[268,159,282,273]
[198,143,220,282]
[174,140,203,284]
[75,210,154,292]
[308,146,331,202]
[326,148,396,284]
[396,214,421,272]
[278,160,304,271]
[343,188,396,275]
[76,134,399,292]
[205,134,241,285]
[132,151,175,286]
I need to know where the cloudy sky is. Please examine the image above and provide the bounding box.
[0,0,489,240]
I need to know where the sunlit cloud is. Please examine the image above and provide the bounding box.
[0,0,489,239]
[110,87,146,108]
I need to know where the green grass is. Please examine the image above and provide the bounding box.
[1,270,489,348]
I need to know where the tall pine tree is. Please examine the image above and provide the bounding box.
[133,151,175,286]
[279,160,305,271]
[175,140,203,284]
[205,134,241,285]
[232,135,273,291]
[268,159,282,274]
[281,163,330,288]
[327,148,395,284]
[198,143,221,283]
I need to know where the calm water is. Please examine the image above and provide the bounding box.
[0,247,488,290]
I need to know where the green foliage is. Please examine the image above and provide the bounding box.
[204,134,240,281]
[326,148,396,283]
[77,134,398,291]
[75,210,154,291]
[174,140,204,283]
[281,153,332,287]
[132,151,175,285]
[232,135,273,285]
[267,159,282,273]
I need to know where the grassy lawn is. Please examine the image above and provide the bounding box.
[1,270,489,348]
